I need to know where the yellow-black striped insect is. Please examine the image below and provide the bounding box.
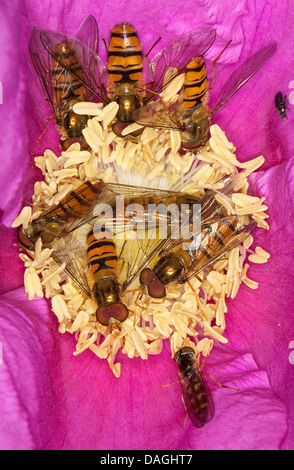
[86,225,129,326]
[17,179,200,326]
[29,15,100,149]
[104,23,146,137]
[140,177,256,298]
[55,24,218,137]
[17,179,106,250]
[134,42,277,149]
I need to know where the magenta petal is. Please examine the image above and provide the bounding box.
[1,0,293,451]
[224,157,294,450]
[0,0,28,225]
[0,290,55,449]
[0,291,287,450]
[210,0,294,169]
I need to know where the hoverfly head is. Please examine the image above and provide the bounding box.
[140,268,166,299]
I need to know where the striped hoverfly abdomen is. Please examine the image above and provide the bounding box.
[134,40,277,150]
[29,15,99,150]
[87,226,129,326]
[17,179,105,250]
[107,23,145,137]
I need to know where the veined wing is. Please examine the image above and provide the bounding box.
[64,182,185,234]
[148,28,216,97]
[52,232,92,297]
[182,215,257,283]
[75,15,99,56]
[29,27,60,120]
[133,100,183,131]
[178,364,215,427]
[40,28,108,104]
[212,42,277,114]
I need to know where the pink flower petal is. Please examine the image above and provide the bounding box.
[0,0,293,451]
[0,290,288,449]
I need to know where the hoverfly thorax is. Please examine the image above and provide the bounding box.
[93,277,129,326]
[61,99,89,138]
[87,227,129,326]
[140,250,190,299]
[181,104,211,150]
[153,252,189,285]
[112,83,144,137]
[18,217,66,249]
[92,275,121,306]
[174,346,195,373]
[60,98,89,149]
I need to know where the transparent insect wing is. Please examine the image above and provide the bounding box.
[183,215,257,283]
[52,232,92,297]
[75,15,99,56]
[133,100,183,131]
[148,28,216,96]
[118,222,175,290]
[50,211,174,299]
[52,182,195,291]
[29,27,60,120]
[63,182,182,235]
[212,42,277,114]
[40,28,108,104]
[179,366,215,427]
[148,176,257,285]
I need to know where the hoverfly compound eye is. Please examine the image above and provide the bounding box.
[96,303,129,326]
[17,226,33,249]
[112,121,143,138]
[140,268,166,299]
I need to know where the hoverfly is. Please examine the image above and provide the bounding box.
[86,225,129,326]
[275,92,289,118]
[50,24,217,137]
[174,346,214,427]
[133,42,277,149]
[104,24,217,137]
[17,179,200,326]
[17,178,199,250]
[140,176,257,298]
[17,179,106,250]
[29,15,100,149]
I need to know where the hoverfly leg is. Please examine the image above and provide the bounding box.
[203,372,240,392]
[181,395,189,429]
[160,379,181,388]
[37,115,54,143]
[199,355,239,391]
[108,318,122,334]
[124,287,146,315]
[143,36,162,85]
[209,38,232,91]
[144,36,162,66]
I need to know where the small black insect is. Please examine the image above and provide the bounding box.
[275,92,289,118]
